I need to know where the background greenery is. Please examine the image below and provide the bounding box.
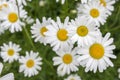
[0,0,120,80]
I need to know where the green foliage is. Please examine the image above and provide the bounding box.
[0,0,120,80]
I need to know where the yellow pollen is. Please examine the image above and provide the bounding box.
[26,59,35,68]
[8,12,18,23]
[77,26,88,37]
[89,43,104,59]
[90,8,100,18]
[7,49,14,56]
[40,27,48,36]
[63,54,72,64]
[100,0,106,7]
[57,29,68,41]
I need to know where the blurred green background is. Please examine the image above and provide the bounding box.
[0,0,120,80]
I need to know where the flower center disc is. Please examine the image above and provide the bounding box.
[8,12,18,23]
[90,8,100,18]
[26,59,35,68]
[89,43,104,59]
[8,49,14,56]
[77,26,88,37]
[63,54,72,64]
[40,27,48,36]
[57,29,68,41]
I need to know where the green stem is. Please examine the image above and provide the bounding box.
[23,27,36,50]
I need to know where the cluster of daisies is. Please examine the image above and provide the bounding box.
[0,0,118,80]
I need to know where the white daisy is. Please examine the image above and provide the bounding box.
[77,33,116,73]
[56,0,65,4]
[77,0,108,27]
[0,42,21,63]
[64,74,81,80]
[31,17,51,45]
[68,16,101,47]
[45,17,72,51]
[19,51,42,77]
[0,3,27,33]
[53,45,79,75]
[0,73,14,80]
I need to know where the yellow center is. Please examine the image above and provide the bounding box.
[63,54,72,64]
[89,43,104,59]
[40,27,48,36]
[77,26,88,37]
[100,0,106,7]
[90,8,100,18]
[7,49,14,56]
[8,12,18,23]
[26,59,35,68]
[57,29,68,41]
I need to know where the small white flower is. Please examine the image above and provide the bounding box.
[45,17,72,51]
[77,0,108,27]
[53,46,79,75]
[56,0,65,4]
[0,42,21,63]
[0,73,14,80]
[31,17,51,45]
[68,16,101,47]
[64,74,81,80]
[19,51,42,77]
[77,33,116,73]
[0,3,27,33]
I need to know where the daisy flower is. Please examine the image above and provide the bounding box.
[0,42,21,63]
[45,17,72,51]
[77,0,108,27]
[0,3,27,33]
[56,0,65,4]
[0,73,14,80]
[31,17,51,45]
[19,51,42,77]
[77,33,116,73]
[68,16,101,47]
[64,74,81,80]
[53,45,79,75]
